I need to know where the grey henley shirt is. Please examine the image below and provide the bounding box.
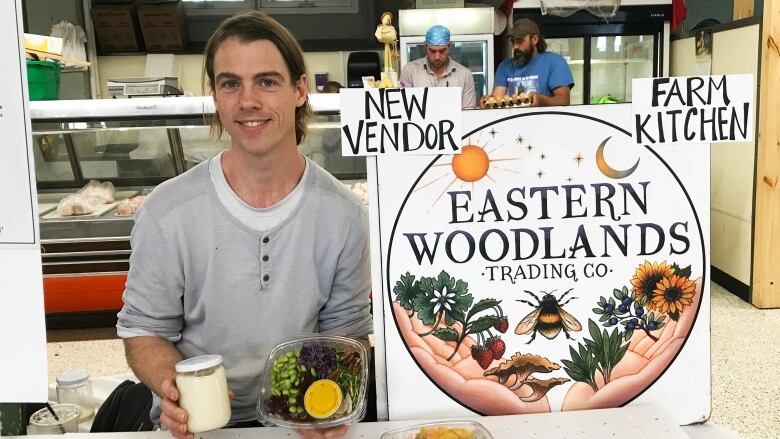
[117,158,373,423]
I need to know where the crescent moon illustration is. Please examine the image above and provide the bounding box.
[596,136,639,179]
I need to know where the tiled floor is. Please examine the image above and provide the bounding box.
[46,283,780,438]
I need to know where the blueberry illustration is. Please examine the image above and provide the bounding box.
[618,304,628,313]
[609,317,618,325]
[635,307,644,317]
[621,296,633,306]
[603,304,614,314]
[626,322,636,330]
[648,321,658,331]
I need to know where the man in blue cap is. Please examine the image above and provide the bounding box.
[400,25,477,109]
[482,18,573,107]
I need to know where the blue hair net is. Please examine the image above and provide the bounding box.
[425,25,450,46]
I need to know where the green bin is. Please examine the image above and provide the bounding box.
[26,60,61,100]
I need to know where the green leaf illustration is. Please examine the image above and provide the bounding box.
[393,272,423,311]
[466,315,501,334]
[466,298,501,320]
[412,271,473,326]
[562,343,598,392]
[672,263,693,279]
[432,328,459,342]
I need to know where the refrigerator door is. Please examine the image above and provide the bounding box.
[590,34,655,104]
[546,37,585,105]
[400,35,494,102]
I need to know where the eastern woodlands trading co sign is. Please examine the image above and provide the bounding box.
[368,105,711,424]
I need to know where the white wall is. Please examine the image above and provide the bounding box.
[670,24,760,285]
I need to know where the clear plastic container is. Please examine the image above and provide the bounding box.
[175,355,231,433]
[256,335,368,429]
[28,404,80,435]
[380,420,494,439]
[56,369,94,422]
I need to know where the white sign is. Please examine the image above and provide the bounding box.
[340,87,462,156]
[0,0,47,402]
[632,74,753,145]
[369,104,710,425]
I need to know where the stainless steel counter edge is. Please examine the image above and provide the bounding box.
[29,94,340,120]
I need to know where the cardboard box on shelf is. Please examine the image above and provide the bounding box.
[91,0,144,53]
[137,0,188,52]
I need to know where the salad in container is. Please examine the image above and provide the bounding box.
[256,335,368,429]
[380,420,494,439]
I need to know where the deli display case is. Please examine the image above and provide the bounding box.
[30,94,362,326]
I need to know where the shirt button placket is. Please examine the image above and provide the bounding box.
[261,235,271,288]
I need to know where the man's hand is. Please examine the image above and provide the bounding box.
[295,425,349,439]
[531,86,570,107]
[158,378,193,439]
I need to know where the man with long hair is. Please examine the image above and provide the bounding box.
[117,11,371,439]
[483,18,574,107]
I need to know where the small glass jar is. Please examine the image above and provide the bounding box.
[55,369,94,422]
[175,355,231,433]
[28,404,80,434]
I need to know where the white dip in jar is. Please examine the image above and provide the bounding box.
[175,354,231,432]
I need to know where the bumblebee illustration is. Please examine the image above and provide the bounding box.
[515,288,582,343]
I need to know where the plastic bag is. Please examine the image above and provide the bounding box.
[115,196,146,217]
[77,180,116,204]
[50,20,87,70]
[56,194,97,217]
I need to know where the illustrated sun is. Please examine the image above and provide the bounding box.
[452,145,490,182]
[415,133,521,208]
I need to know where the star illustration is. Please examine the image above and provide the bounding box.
[573,153,585,165]
[515,135,524,144]
[566,176,573,182]
[539,153,546,160]
[489,128,497,137]
[537,170,544,178]
[526,144,534,152]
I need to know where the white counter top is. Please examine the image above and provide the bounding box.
[9,404,740,439]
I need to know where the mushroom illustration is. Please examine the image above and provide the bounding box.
[483,353,568,401]
[519,377,570,402]
[483,353,560,388]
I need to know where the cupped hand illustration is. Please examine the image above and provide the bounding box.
[392,301,551,415]
[562,278,703,410]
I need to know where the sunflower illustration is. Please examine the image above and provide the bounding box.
[650,275,696,315]
[630,261,675,303]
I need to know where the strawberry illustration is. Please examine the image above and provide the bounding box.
[471,345,493,370]
[494,316,509,333]
[486,336,506,360]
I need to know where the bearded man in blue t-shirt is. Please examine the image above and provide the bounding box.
[482,18,574,107]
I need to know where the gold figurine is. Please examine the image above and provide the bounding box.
[375,11,398,88]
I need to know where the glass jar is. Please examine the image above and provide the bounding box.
[56,369,94,422]
[28,404,80,434]
[175,355,231,433]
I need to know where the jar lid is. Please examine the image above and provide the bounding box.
[56,368,90,386]
[304,379,343,419]
[175,354,223,373]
